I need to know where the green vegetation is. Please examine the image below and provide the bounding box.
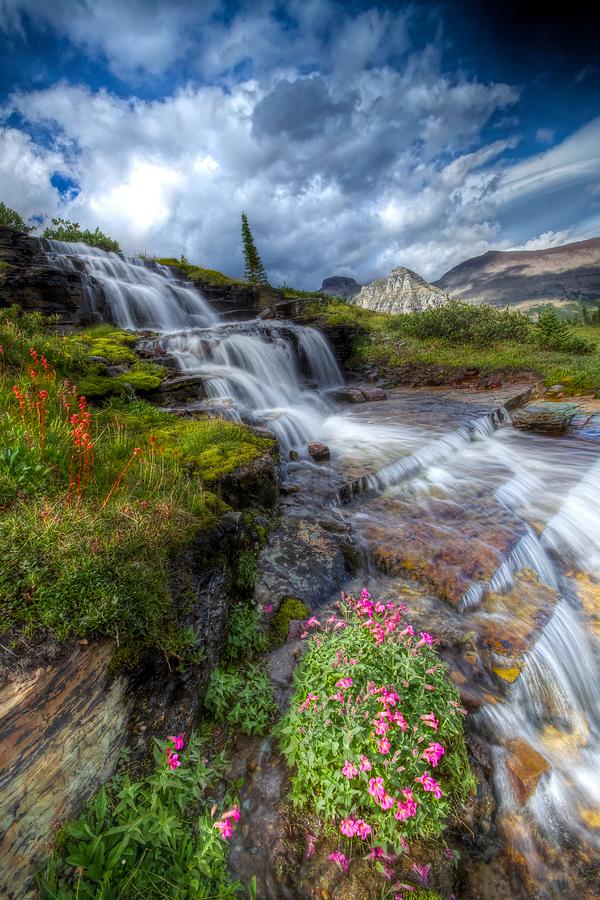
[205,663,277,735]
[241,212,269,285]
[0,308,274,659]
[278,592,476,864]
[303,298,600,394]
[42,217,120,253]
[156,257,245,286]
[225,602,269,660]
[270,597,310,646]
[39,734,244,899]
[0,200,33,233]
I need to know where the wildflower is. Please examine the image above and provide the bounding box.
[360,755,372,772]
[328,851,349,873]
[340,817,358,837]
[378,737,391,755]
[374,719,389,737]
[380,793,395,811]
[420,713,439,732]
[305,616,321,628]
[415,772,443,799]
[263,604,273,613]
[422,742,445,767]
[214,818,233,840]
[391,711,408,732]
[355,819,371,839]
[166,749,181,771]
[419,632,434,645]
[168,734,185,751]
[306,833,317,857]
[412,862,431,885]
[342,760,359,779]
[336,677,353,689]
[395,789,418,820]
[298,692,319,712]
[221,805,241,822]
[368,777,386,803]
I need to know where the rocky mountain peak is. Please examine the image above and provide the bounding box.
[352,265,450,314]
[319,275,361,299]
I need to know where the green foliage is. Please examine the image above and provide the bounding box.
[225,602,269,661]
[536,306,592,354]
[270,597,310,646]
[0,201,33,232]
[156,258,244,286]
[235,549,258,592]
[277,594,476,857]
[241,212,269,285]
[42,218,120,253]
[39,734,243,899]
[204,664,277,735]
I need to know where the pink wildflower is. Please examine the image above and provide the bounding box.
[306,833,317,857]
[374,719,389,736]
[415,772,443,799]
[380,793,395,811]
[336,677,353,689]
[395,788,418,821]
[263,604,273,613]
[422,742,445,767]
[332,690,345,703]
[298,692,319,712]
[360,755,372,772]
[391,711,408,731]
[368,777,386,803]
[305,616,321,628]
[328,851,349,873]
[168,734,185,751]
[340,817,358,837]
[378,737,391,755]
[221,805,241,822]
[342,760,359,779]
[420,713,439,731]
[355,819,372,840]
[419,631,434,645]
[214,818,233,840]
[412,863,431,885]
[166,749,181,770]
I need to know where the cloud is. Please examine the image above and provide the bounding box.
[252,76,358,142]
[535,127,555,144]
[510,229,572,251]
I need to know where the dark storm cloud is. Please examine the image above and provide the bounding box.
[252,76,358,142]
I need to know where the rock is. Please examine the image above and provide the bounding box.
[106,364,129,377]
[352,265,451,314]
[308,441,330,461]
[328,387,366,403]
[319,275,362,300]
[512,401,578,433]
[87,355,110,365]
[505,738,550,805]
[360,386,387,401]
[288,449,299,461]
[280,482,300,495]
[546,384,566,396]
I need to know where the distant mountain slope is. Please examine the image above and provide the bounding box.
[434,238,600,308]
[352,265,450,314]
[319,275,361,299]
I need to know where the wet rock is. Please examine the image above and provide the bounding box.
[504,738,550,805]
[328,386,366,403]
[87,354,110,365]
[512,401,578,433]
[216,451,278,510]
[308,441,331,461]
[280,482,301,495]
[106,364,129,377]
[360,386,387,401]
[255,519,349,610]
[545,384,566,397]
[288,449,299,461]
[153,372,208,404]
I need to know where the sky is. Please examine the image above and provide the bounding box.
[0,0,599,288]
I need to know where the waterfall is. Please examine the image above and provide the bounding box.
[43,242,343,451]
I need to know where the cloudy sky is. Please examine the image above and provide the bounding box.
[0,0,599,287]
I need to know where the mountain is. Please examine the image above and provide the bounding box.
[319,275,361,299]
[351,265,450,314]
[434,238,600,309]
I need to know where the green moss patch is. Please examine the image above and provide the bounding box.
[156,258,245,286]
[270,597,310,646]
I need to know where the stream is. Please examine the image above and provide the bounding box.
[45,241,600,898]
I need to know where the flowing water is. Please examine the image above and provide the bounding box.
[46,243,600,897]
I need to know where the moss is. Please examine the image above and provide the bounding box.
[69,325,138,365]
[156,258,245,286]
[412,892,442,899]
[270,596,310,646]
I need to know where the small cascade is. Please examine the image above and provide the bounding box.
[44,240,218,330]
[543,456,600,569]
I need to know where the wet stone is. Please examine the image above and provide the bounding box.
[512,401,578,433]
[308,441,331,461]
[504,738,550,805]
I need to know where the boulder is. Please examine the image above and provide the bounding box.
[512,401,578,433]
[504,737,550,805]
[308,441,330,461]
[106,364,129,377]
[328,387,366,403]
[360,386,387,401]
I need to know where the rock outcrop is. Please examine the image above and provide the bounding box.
[319,275,361,300]
[434,237,600,309]
[352,266,450,314]
[512,401,578,433]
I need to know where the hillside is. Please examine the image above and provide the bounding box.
[435,238,600,309]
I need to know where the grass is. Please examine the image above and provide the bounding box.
[156,257,246,287]
[0,308,275,659]
[302,298,600,395]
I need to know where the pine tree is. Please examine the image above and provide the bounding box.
[241,212,269,284]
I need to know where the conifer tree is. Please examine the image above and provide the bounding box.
[241,212,269,284]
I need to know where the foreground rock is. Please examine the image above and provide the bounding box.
[512,401,578,433]
[351,265,451,314]
[308,441,331,461]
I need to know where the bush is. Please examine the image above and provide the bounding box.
[42,217,120,253]
[537,307,592,354]
[398,301,534,346]
[0,201,33,233]
[278,591,475,863]
[204,664,277,735]
[225,602,269,661]
[39,734,244,899]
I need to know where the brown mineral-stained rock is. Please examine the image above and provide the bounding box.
[504,738,550,805]
[308,441,331,461]
[360,386,387,401]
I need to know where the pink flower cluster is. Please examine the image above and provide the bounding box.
[165,734,185,770]
[422,742,445,767]
[415,772,443,799]
[328,850,349,872]
[339,816,372,839]
[214,804,240,840]
[298,692,319,712]
[395,788,418,821]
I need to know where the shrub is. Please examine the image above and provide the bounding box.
[0,200,33,233]
[398,301,534,346]
[42,217,120,253]
[226,602,269,661]
[204,664,277,735]
[278,591,475,864]
[536,307,592,354]
[39,733,244,899]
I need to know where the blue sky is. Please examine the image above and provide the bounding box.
[0,0,598,286]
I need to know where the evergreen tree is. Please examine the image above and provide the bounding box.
[240,212,269,284]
